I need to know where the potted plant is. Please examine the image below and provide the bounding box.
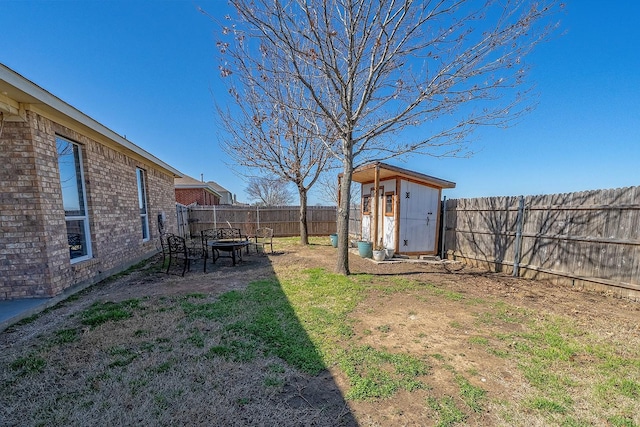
[385,247,395,259]
[372,239,386,261]
[357,240,373,258]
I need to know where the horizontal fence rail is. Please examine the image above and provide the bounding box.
[186,205,338,237]
[444,186,640,300]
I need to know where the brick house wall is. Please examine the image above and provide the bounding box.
[175,188,220,206]
[0,110,178,300]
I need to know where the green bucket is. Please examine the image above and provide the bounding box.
[357,241,373,258]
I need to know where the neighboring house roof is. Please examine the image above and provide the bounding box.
[206,180,231,195]
[348,161,456,189]
[174,175,223,198]
[0,63,182,178]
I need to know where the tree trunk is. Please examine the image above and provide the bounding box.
[298,186,309,245]
[335,158,353,275]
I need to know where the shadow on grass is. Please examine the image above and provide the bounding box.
[1,251,358,426]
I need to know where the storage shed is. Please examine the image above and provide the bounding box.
[351,162,455,256]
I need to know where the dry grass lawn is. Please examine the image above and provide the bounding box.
[1,237,639,426]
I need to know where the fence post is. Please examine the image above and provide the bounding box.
[256,206,260,229]
[440,196,447,259]
[213,204,217,229]
[513,195,525,277]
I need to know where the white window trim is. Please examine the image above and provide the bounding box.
[57,136,92,263]
[137,168,150,241]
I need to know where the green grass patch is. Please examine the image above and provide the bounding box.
[455,374,486,412]
[487,311,640,423]
[206,338,258,363]
[596,377,640,400]
[468,336,489,346]
[608,415,637,427]
[181,291,243,320]
[107,346,139,367]
[423,283,464,301]
[54,328,78,344]
[152,360,173,374]
[263,376,285,388]
[449,321,463,329]
[186,329,205,348]
[431,353,445,362]
[338,345,428,400]
[528,396,567,414]
[81,299,142,327]
[10,353,46,375]
[427,395,467,427]
[227,279,325,373]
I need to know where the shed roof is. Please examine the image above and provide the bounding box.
[349,162,456,189]
[0,63,182,178]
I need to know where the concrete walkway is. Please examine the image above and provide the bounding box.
[0,298,53,332]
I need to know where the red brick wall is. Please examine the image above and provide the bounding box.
[0,111,177,300]
[175,188,220,206]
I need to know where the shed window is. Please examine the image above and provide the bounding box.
[57,137,92,262]
[362,195,371,215]
[385,192,394,216]
[137,168,149,241]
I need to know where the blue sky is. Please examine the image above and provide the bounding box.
[2,1,638,204]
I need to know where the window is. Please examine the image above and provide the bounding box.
[57,137,91,262]
[362,194,371,215]
[136,168,149,241]
[385,192,394,216]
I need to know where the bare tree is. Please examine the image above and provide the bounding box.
[316,172,360,209]
[214,27,336,244]
[216,0,561,274]
[246,176,294,206]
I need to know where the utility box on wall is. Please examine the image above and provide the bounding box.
[348,162,455,256]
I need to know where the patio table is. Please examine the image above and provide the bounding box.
[207,240,250,266]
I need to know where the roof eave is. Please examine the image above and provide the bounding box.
[0,63,183,178]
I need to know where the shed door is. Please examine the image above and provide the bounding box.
[400,181,439,253]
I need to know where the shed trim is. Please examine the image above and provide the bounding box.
[347,161,456,189]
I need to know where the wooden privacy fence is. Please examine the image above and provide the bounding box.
[348,207,362,239]
[444,186,640,300]
[186,205,337,237]
[175,203,189,239]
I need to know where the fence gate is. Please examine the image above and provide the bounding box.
[176,203,189,238]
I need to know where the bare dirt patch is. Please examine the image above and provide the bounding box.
[1,240,639,426]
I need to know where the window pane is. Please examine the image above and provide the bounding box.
[137,168,149,240]
[137,169,147,215]
[67,220,88,259]
[141,215,149,240]
[57,138,85,216]
[362,196,370,213]
[385,194,393,214]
